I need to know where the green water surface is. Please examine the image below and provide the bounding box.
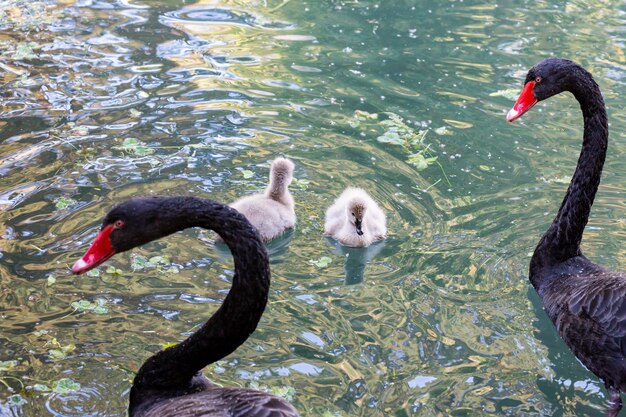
[1,0,626,416]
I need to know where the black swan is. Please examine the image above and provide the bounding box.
[507,58,625,416]
[71,196,299,417]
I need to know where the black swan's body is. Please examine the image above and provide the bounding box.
[72,196,299,417]
[507,58,626,416]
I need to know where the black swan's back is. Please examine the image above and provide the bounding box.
[507,58,626,416]
[72,196,299,417]
[136,387,298,417]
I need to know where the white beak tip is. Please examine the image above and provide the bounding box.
[506,108,520,122]
[72,258,89,274]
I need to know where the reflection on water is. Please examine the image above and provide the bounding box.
[325,237,385,285]
[214,228,295,261]
[1,0,626,416]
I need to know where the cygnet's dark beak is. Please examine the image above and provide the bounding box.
[355,219,363,236]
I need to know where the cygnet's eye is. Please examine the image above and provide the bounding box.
[351,212,355,217]
[113,220,125,229]
[535,76,543,83]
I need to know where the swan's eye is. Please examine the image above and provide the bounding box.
[113,220,124,229]
[351,212,355,217]
[535,76,542,83]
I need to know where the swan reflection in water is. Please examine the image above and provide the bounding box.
[325,237,385,285]
[214,229,295,263]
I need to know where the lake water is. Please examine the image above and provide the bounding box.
[1,0,626,416]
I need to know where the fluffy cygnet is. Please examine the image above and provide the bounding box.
[230,157,296,242]
[324,187,386,247]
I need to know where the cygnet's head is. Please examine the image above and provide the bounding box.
[270,157,295,186]
[346,198,367,236]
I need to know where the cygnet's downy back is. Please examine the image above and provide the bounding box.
[230,157,296,242]
[324,187,386,247]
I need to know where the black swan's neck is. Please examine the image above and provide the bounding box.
[128,197,269,415]
[530,75,608,288]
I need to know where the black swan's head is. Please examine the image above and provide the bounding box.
[506,58,592,122]
[72,197,188,274]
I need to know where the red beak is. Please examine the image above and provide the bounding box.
[72,224,116,274]
[506,81,537,122]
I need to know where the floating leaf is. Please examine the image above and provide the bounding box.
[105,266,123,276]
[241,169,254,179]
[93,299,109,314]
[478,165,491,172]
[407,154,437,171]
[54,197,77,210]
[293,178,310,189]
[0,360,18,372]
[309,256,332,268]
[131,254,174,273]
[46,275,56,286]
[6,394,26,406]
[131,254,148,271]
[52,378,80,395]
[71,298,109,314]
[269,385,296,402]
[48,343,74,361]
[376,131,403,145]
[115,137,154,156]
[86,268,100,277]
[71,300,92,311]
[247,382,296,402]
[162,341,178,350]
[93,306,108,314]
[148,255,169,265]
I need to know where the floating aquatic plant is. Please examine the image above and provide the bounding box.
[53,197,77,210]
[292,178,310,190]
[348,111,451,186]
[70,298,109,315]
[37,331,76,362]
[46,275,56,286]
[248,381,296,402]
[0,361,18,372]
[0,0,62,30]
[131,254,179,274]
[309,256,332,269]
[114,138,154,156]
[52,378,80,395]
[4,394,26,405]
[105,266,124,276]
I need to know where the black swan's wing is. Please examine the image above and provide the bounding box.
[542,273,626,387]
[137,388,299,417]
